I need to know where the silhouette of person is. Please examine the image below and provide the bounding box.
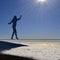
[8,15,22,40]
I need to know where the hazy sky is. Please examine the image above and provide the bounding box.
[0,0,60,39]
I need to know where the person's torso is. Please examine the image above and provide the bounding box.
[12,18,17,27]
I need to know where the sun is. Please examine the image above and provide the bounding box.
[37,0,46,3]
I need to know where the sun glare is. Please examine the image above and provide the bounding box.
[37,0,46,3]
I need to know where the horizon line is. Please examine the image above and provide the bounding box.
[0,39,60,40]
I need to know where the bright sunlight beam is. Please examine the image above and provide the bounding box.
[37,0,46,3]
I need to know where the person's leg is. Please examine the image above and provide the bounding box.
[14,27,18,39]
[11,28,14,39]
[11,32,14,39]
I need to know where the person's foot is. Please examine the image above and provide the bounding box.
[11,37,13,40]
[16,37,19,40]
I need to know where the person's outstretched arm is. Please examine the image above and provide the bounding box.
[17,15,22,20]
[8,19,13,24]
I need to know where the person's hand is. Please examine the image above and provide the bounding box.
[8,23,11,24]
[20,15,22,18]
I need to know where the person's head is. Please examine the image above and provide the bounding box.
[14,16,17,18]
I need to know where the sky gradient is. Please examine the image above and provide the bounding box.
[0,0,60,39]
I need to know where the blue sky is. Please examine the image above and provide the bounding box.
[0,0,60,39]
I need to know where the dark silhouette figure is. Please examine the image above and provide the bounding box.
[8,15,22,40]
